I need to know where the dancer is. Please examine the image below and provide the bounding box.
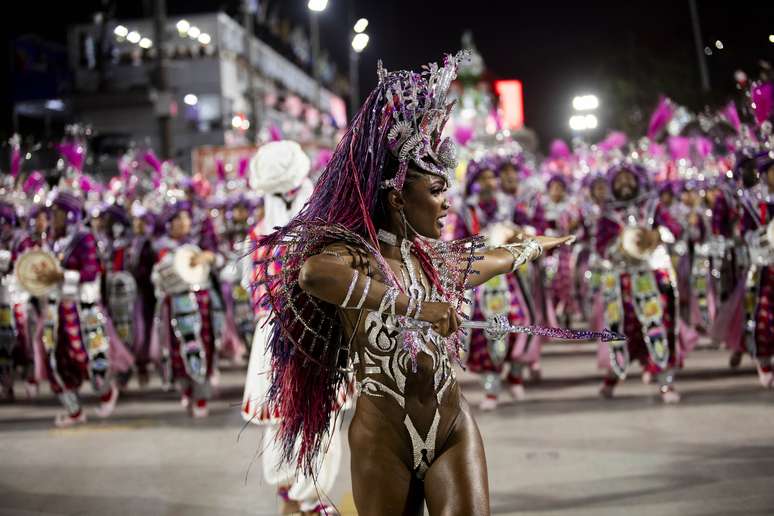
[249,52,572,515]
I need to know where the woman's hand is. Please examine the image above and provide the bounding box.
[419,301,461,337]
[535,234,576,253]
[190,251,216,267]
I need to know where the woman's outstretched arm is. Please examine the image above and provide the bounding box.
[465,234,575,288]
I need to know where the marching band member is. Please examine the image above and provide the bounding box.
[455,155,538,409]
[151,189,221,417]
[594,164,682,403]
[34,185,134,426]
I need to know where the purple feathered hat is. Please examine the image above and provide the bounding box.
[160,197,192,226]
[465,154,501,196]
[49,190,84,220]
[545,173,572,194]
[606,162,651,192]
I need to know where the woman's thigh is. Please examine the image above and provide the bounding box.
[424,405,490,516]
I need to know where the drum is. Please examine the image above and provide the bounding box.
[173,245,211,286]
[748,221,774,266]
[15,250,61,297]
[620,227,650,261]
[155,245,212,295]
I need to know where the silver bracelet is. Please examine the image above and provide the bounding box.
[354,276,372,309]
[500,238,544,273]
[340,270,360,308]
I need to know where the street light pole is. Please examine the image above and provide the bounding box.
[310,12,321,112]
[349,47,359,119]
[153,0,173,159]
[242,0,258,143]
[688,0,711,93]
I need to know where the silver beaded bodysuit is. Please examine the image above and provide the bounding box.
[352,244,457,480]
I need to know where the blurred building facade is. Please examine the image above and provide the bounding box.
[61,12,346,171]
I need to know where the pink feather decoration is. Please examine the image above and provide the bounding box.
[598,131,628,152]
[143,150,163,174]
[269,124,283,142]
[722,101,741,132]
[216,159,226,182]
[454,125,474,146]
[10,144,21,178]
[22,171,45,195]
[237,157,249,179]
[667,136,691,159]
[751,82,773,126]
[549,139,571,160]
[647,96,674,140]
[56,142,86,172]
[694,137,712,158]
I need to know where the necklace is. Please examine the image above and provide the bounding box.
[377,228,398,246]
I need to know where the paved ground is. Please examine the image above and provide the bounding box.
[1,345,773,516]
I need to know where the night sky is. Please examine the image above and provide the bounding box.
[2,0,773,148]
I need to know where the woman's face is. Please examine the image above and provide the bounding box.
[169,210,191,239]
[402,173,449,240]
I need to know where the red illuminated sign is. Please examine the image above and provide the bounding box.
[494,80,524,130]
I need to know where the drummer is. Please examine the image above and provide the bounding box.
[593,163,682,403]
[0,197,35,400]
[92,202,140,390]
[35,188,134,427]
[151,193,221,418]
[127,201,157,388]
[733,151,774,388]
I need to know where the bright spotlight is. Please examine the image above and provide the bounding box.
[184,94,198,106]
[198,33,211,45]
[353,18,369,33]
[176,20,190,34]
[139,37,153,49]
[569,114,598,131]
[715,40,723,50]
[114,25,128,38]
[188,26,201,39]
[127,31,141,44]
[308,0,328,12]
[352,33,370,53]
[572,94,599,111]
